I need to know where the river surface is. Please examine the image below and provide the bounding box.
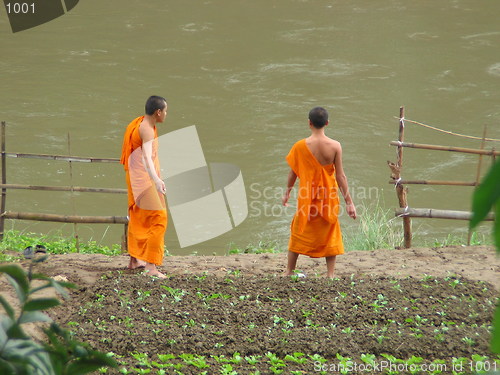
[1,0,499,254]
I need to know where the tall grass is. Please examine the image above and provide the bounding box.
[343,202,404,251]
[342,201,491,251]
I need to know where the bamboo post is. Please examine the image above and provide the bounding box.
[122,223,128,253]
[396,106,412,248]
[67,133,80,251]
[0,121,6,241]
[468,126,487,245]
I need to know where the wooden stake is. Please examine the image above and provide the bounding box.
[122,223,128,254]
[395,106,412,248]
[468,126,488,245]
[0,122,6,241]
[67,133,80,251]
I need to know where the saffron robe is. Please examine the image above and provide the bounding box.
[286,139,344,258]
[120,116,167,265]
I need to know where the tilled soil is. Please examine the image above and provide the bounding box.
[54,271,496,374]
[2,246,499,374]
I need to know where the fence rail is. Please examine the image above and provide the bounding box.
[0,121,128,250]
[394,208,495,221]
[387,107,497,248]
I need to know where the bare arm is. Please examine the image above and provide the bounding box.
[334,143,356,219]
[282,168,297,206]
[140,124,166,195]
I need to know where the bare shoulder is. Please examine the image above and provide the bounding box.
[139,121,155,142]
[325,137,342,151]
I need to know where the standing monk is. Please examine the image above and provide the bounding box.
[120,96,168,278]
[282,107,357,278]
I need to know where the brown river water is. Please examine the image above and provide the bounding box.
[1,1,499,254]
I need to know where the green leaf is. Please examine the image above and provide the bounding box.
[496,203,500,252]
[0,323,7,347]
[19,311,53,324]
[2,339,54,375]
[6,323,28,340]
[50,280,76,299]
[470,159,500,229]
[66,354,117,375]
[30,275,76,299]
[0,295,15,319]
[0,265,29,303]
[24,298,60,311]
[0,358,16,375]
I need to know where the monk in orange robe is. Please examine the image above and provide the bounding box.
[282,107,357,278]
[120,96,168,278]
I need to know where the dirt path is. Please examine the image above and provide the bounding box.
[12,244,496,289]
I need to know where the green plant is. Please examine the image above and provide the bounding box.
[470,159,500,354]
[178,353,209,369]
[245,355,261,366]
[227,240,282,255]
[220,363,237,375]
[0,229,122,257]
[284,352,307,364]
[342,199,403,250]
[0,260,116,374]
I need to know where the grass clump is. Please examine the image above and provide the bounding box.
[343,202,403,251]
[342,200,491,251]
[0,230,122,262]
[227,240,282,255]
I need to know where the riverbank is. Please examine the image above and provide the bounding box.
[10,244,497,290]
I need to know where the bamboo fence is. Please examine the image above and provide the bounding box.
[0,121,128,251]
[387,107,497,248]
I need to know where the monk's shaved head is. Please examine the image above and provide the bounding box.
[308,107,329,129]
[145,96,167,115]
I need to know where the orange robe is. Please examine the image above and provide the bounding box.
[286,139,344,258]
[120,116,167,265]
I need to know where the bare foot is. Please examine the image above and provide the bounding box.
[144,264,167,279]
[128,257,146,270]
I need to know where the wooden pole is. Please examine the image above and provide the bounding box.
[468,126,487,245]
[1,211,127,224]
[3,152,119,163]
[122,223,128,254]
[387,179,477,186]
[390,141,500,156]
[395,207,495,221]
[0,183,126,194]
[395,106,412,248]
[67,133,80,251]
[0,122,6,241]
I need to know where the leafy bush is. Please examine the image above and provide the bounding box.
[470,159,500,358]
[0,256,116,374]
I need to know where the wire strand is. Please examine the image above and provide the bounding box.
[394,117,500,142]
